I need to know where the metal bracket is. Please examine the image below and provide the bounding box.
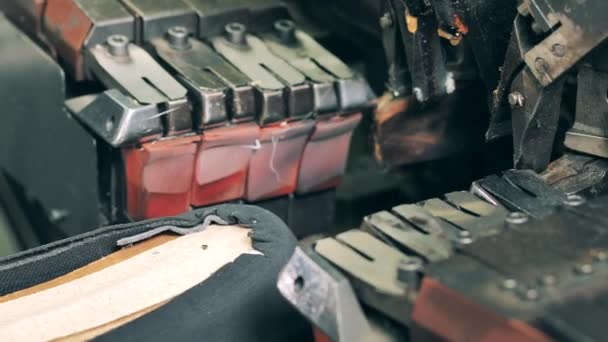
[119,0,198,43]
[523,0,608,86]
[278,245,373,342]
[86,35,192,136]
[262,19,374,112]
[65,89,162,147]
[151,27,256,127]
[211,22,313,125]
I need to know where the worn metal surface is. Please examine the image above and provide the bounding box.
[522,0,608,86]
[212,23,313,124]
[0,14,99,236]
[66,89,163,147]
[277,244,372,342]
[476,169,566,218]
[564,64,608,158]
[183,0,288,37]
[510,67,565,172]
[543,153,608,197]
[119,0,198,42]
[151,30,255,126]
[86,37,191,135]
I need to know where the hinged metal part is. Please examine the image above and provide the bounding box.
[151,26,256,127]
[86,35,192,136]
[263,19,374,112]
[65,89,163,147]
[211,22,313,125]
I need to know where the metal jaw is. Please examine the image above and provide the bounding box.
[277,244,372,342]
[151,28,256,127]
[65,89,162,147]
[263,19,375,113]
[86,37,192,136]
[211,23,314,125]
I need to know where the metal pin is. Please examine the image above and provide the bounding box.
[506,211,528,225]
[168,26,190,50]
[107,34,129,57]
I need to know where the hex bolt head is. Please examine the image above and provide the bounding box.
[168,26,190,50]
[225,22,247,45]
[508,91,525,108]
[563,194,585,207]
[397,257,424,289]
[506,211,528,225]
[551,44,566,57]
[274,19,296,43]
[107,34,129,56]
[379,12,393,29]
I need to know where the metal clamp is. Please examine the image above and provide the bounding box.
[86,35,192,136]
[211,22,313,125]
[151,26,256,127]
[65,89,163,147]
[263,19,374,112]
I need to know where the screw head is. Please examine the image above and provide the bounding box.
[397,257,424,287]
[551,44,566,57]
[506,211,528,225]
[508,91,525,108]
[107,34,129,56]
[274,19,296,43]
[168,26,190,49]
[225,22,247,45]
[563,194,585,207]
[534,58,548,73]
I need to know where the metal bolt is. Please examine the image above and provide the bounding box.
[459,237,474,245]
[508,91,525,108]
[274,19,296,43]
[501,278,518,290]
[107,34,129,56]
[397,257,423,288]
[539,274,557,286]
[574,263,594,275]
[551,44,566,57]
[225,22,247,45]
[380,12,393,29]
[563,194,585,207]
[168,26,190,50]
[534,58,549,73]
[506,211,528,225]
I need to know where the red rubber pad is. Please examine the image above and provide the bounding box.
[297,113,362,194]
[123,135,199,220]
[246,120,315,201]
[191,123,260,206]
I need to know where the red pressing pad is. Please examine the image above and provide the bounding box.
[297,113,362,194]
[246,120,315,201]
[191,123,260,207]
[123,135,199,220]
